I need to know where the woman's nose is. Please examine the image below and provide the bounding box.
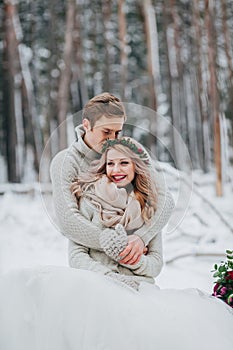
[112,163,120,172]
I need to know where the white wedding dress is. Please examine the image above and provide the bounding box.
[0,266,232,350]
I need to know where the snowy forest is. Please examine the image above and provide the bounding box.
[1,0,233,190]
[0,0,233,290]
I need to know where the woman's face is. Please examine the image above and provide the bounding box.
[106,149,135,187]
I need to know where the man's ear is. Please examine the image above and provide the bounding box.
[82,118,91,131]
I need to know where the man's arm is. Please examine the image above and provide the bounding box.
[120,231,163,278]
[69,240,140,290]
[50,148,173,260]
[68,240,112,274]
[50,149,114,250]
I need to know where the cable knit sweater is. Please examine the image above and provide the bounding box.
[50,125,175,253]
[68,177,164,284]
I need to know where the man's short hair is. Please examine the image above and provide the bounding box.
[82,92,126,128]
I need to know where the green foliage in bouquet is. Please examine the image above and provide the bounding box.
[212,250,233,308]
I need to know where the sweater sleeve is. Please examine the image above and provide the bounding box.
[120,231,163,278]
[68,240,112,275]
[134,168,175,246]
[50,149,115,250]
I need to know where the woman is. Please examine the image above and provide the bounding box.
[0,139,232,350]
[69,137,163,290]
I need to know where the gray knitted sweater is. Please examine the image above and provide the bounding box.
[50,125,174,282]
[69,176,164,284]
[50,125,174,283]
[68,208,163,284]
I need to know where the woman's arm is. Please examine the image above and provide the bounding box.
[119,231,163,278]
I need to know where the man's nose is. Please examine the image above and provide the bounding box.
[107,131,117,139]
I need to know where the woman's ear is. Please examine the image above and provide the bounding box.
[82,118,91,131]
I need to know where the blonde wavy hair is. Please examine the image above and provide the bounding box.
[71,138,158,223]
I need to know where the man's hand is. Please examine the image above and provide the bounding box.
[118,234,145,265]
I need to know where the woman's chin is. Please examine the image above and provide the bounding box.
[116,182,134,192]
[114,180,128,188]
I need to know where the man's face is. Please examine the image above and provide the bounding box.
[83,115,124,153]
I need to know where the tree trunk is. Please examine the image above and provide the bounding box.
[142,0,162,155]
[57,0,75,150]
[18,43,42,176]
[205,0,222,196]
[183,71,200,169]
[45,0,57,150]
[165,0,187,170]
[118,0,128,101]
[72,0,88,113]
[192,0,211,172]
[221,0,233,88]
[101,0,111,93]
[221,0,233,150]
[142,0,158,111]
[3,1,23,182]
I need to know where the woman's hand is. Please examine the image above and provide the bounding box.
[118,234,145,265]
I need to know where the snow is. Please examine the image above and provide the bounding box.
[0,168,232,294]
[1,169,233,350]
[0,190,67,274]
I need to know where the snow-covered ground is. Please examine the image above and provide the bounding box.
[0,168,233,294]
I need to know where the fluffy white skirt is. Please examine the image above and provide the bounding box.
[0,266,232,350]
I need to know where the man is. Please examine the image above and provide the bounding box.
[50,92,174,269]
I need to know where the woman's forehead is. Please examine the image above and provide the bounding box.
[106,148,131,160]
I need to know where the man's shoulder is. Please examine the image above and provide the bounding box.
[51,142,82,163]
[50,144,82,177]
[52,148,69,162]
[50,148,70,169]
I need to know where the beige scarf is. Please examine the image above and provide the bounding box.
[80,175,144,231]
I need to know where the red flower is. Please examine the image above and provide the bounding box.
[220,287,227,295]
[226,271,233,280]
[213,283,219,294]
[212,250,233,308]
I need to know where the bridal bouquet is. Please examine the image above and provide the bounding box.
[212,250,233,308]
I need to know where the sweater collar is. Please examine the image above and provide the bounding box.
[74,124,100,162]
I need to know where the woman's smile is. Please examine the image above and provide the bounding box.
[106,149,135,187]
[111,174,127,181]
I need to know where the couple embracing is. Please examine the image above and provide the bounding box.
[1,93,232,350]
[50,92,174,290]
